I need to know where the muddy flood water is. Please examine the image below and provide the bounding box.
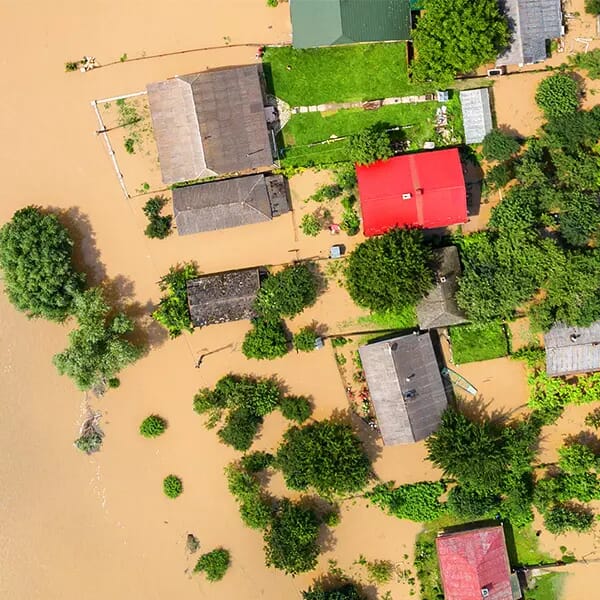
[2,1,600,599]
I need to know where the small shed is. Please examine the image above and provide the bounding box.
[417,246,468,330]
[544,321,600,377]
[173,174,289,236]
[460,88,493,145]
[186,268,261,327]
[358,331,448,445]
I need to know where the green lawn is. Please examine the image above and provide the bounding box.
[525,573,565,600]
[263,43,428,105]
[449,322,510,364]
[357,306,418,330]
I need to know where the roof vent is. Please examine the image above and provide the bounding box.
[481,588,490,598]
[401,193,412,200]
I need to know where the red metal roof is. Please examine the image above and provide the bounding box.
[436,525,513,600]
[356,149,467,236]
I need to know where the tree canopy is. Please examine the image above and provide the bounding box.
[303,584,363,600]
[345,228,433,312]
[535,73,580,119]
[242,317,289,360]
[348,126,393,166]
[482,129,520,162]
[0,206,84,321]
[411,0,509,83]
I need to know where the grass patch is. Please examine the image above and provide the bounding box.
[357,306,418,330]
[263,43,428,105]
[449,322,510,364]
[525,572,565,600]
[509,524,554,567]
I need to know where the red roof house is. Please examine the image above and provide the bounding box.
[356,148,468,236]
[436,525,515,600]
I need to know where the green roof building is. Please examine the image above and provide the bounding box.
[290,0,412,49]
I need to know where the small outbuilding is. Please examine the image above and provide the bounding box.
[147,65,274,185]
[460,88,493,145]
[173,174,289,235]
[358,331,448,445]
[416,246,468,330]
[186,268,261,327]
[544,321,600,377]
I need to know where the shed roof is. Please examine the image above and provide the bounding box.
[147,65,273,184]
[417,246,468,330]
[497,0,562,66]
[356,149,467,236]
[173,174,289,236]
[437,525,514,600]
[358,331,447,445]
[544,321,600,377]
[186,268,261,327]
[290,0,411,48]
[460,88,493,145]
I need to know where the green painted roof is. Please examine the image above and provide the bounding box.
[291,0,411,49]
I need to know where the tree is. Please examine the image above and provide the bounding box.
[193,548,230,581]
[163,474,183,498]
[485,162,513,191]
[218,407,263,451]
[482,129,520,162]
[279,395,312,423]
[254,263,318,319]
[585,0,600,16]
[276,420,370,496]
[53,288,143,391]
[263,499,320,575]
[558,443,598,474]
[447,485,501,519]
[226,464,274,530]
[139,415,167,438]
[0,206,84,321]
[345,228,433,312]
[543,503,594,534]
[535,74,580,119]
[242,317,289,360]
[142,196,172,239]
[411,0,509,83]
[348,126,393,166]
[302,583,363,600]
[293,327,318,352]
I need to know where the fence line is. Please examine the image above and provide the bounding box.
[94,90,148,105]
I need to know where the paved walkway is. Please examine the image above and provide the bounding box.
[291,93,439,115]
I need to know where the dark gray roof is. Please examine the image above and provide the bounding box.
[417,247,468,330]
[497,0,562,66]
[359,332,448,445]
[460,88,493,145]
[187,268,261,327]
[147,65,274,184]
[544,321,600,377]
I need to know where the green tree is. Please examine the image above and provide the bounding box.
[240,451,274,473]
[302,583,363,600]
[276,420,370,496]
[447,485,501,519]
[0,206,84,321]
[242,317,289,360]
[558,443,598,474]
[485,162,513,191]
[280,395,312,423]
[585,0,600,16]
[139,415,167,438]
[345,228,433,312]
[411,0,509,82]
[226,464,274,529]
[348,126,393,166]
[193,548,230,581]
[163,474,183,498]
[263,499,320,575]
[53,288,143,391]
[366,481,446,522]
[482,129,520,162]
[218,407,263,451]
[142,196,172,239]
[293,327,318,352]
[535,74,580,119]
[543,503,594,534]
[301,213,322,237]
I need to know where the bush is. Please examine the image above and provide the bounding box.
[324,507,341,527]
[345,228,433,312]
[193,548,230,581]
[333,163,358,190]
[358,557,394,584]
[280,395,312,423]
[226,465,274,529]
[0,206,85,321]
[240,451,274,473]
[535,74,580,119]
[482,129,520,162]
[163,475,183,498]
[366,481,446,522]
[585,408,600,429]
[340,207,361,236]
[303,583,363,600]
[311,184,342,202]
[293,327,318,352]
[301,213,322,237]
[558,443,598,474]
[348,126,393,165]
[218,408,263,451]
[74,430,103,454]
[543,503,594,534]
[139,415,167,438]
[485,162,513,190]
[585,0,600,14]
[276,420,370,496]
[242,318,289,360]
[447,485,501,519]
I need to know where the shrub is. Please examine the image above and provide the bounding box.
[240,451,274,473]
[447,485,501,519]
[193,548,230,581]
[585,408,600,429]
[280,395,312,423]
[302,583,363,600]
[242,318,289,360]
[217,408,263,451]
[293,327,318,352]
[324,507,341,527]
[348,125,393,166]
[558,443,598,474]
[331,337,349,348]
[163,475,183,498]
[340,207,361,236]
[276,420,370,496]
[357,556,394,584]
[108,377,120,388]
[366,481,446,522]
[226,465,274,530]
[74,430,103,454]
[333,163,358,190]
[585,0,600,14]
[511,344,545,367]
[535,74,580,119]
[139,415,167,438]
[485,162,513,190]
[0,206,85,321]
[544,503,594,534]
[482,129,520,162]
[301,213,322,237]
[311,184,342,202]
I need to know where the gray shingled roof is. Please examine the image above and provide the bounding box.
[497,0,562,66]
[173,174,289,235]
[417,247,468,330]
[147,65,274,184]
[460,88,493,145]
[186,268,261,327]
[359,332,448,445]
[545,321,600,377]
